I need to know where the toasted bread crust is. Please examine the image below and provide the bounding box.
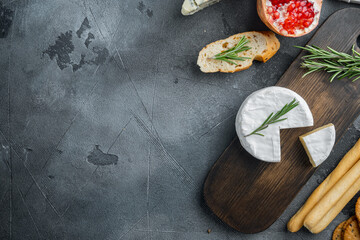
[197,31,280,73]
[256,31,280,62]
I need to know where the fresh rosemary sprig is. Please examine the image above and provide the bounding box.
[296,45,360,82]
[211,36,252,65]
[245,98,299,137]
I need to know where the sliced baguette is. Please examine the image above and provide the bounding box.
[197,31,280,73]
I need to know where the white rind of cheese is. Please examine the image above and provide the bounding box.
[181,0,222,16]
[301,124,336,167]
[235,86,314,162]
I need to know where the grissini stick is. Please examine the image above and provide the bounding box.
[304,160,360,232]
[305,177,360,233]
[287,139,360,232]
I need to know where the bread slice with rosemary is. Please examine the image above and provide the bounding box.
[197,31,280,73]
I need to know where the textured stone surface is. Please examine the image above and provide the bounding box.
[0,0,359,239]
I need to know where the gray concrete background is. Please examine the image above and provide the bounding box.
[0,0,360,239]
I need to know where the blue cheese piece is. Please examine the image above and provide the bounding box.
[235,86,314,162]
[300,124,336,167]
[181,0,222,15]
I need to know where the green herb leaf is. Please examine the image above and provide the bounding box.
[295,45,360,82]
[211,36,252,65]
[244,99,299,137]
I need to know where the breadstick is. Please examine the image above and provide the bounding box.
[304,160,360,232]
[287,138,360,232]
[305,177,360,233]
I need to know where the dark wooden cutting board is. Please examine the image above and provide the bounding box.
[203,8,360,234]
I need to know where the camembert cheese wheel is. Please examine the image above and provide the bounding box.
[300,123,336,167]
[235,86,314,162]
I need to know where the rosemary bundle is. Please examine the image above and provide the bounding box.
[296,45,360,82]
[211,36,251,65]
[245,98,299,137]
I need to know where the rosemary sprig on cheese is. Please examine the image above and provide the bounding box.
[296,45,360,82]
[245,98,299,137]
[211,36,252,65]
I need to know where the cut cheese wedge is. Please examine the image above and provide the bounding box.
[181,0,221,15]
[235,86,314,162]
[299,123,336,167]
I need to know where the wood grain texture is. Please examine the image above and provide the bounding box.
[203,8,360,234]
